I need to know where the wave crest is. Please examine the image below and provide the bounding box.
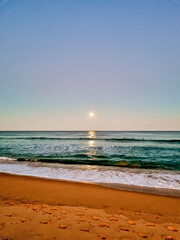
[0,136,180,143]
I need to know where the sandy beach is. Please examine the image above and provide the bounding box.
[0,173,179,240]
[1,0,180,239]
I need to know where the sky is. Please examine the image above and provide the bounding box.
[0,0,180,131]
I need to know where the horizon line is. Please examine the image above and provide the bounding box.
[0,130,180,132]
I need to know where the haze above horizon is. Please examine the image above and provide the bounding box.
[0,0,180,131]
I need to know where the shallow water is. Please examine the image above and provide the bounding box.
[0,131,180,190]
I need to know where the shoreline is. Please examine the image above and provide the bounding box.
[1,160,179,193]
[1,171,180,197]
[0,172,180,239]
[0,172,180,215]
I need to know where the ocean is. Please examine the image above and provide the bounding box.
[0,131,180,190]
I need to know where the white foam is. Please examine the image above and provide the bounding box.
[0,157,16,161]
[0,161,180,190]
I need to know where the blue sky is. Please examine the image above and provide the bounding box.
[0,0,180,130]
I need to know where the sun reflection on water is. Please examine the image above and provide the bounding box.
[81,165,97,170]
[88,140,94,147]
[87,131,96,147]
[88,131,96,139]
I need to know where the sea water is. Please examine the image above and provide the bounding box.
[0,131,180,190]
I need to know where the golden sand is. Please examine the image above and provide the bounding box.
[0,173,179,240]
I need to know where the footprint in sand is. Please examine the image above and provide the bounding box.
[92,216,100,220]
[117,211,123,214]
[167,226,178,232]
[164,236,175,240]
[135,211,143,215]
[80,228,90,232]
[33,207,39,212]
[59,224,68,229]
[127,220,136,225]
[98,233,107,239]
[40,221,49,224]
[77,218,86,222]
[146,222,156,227]
[138,233,148,238]
[76,213,85,216]
[61,211,68,214]
[20,218,29,223]
[24,203,32,207]
[109,217,118,221]
[50,207,58,211]
[120,227,130,232]
[42,204,48,208]
[98,223,110,228]
[44,211,52,215]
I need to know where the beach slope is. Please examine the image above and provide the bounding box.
[0,173,179,240]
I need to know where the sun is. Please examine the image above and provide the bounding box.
[89,112,94,118]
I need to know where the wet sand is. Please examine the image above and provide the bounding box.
[0,173,179,240]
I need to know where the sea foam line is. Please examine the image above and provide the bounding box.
[0,161,180,191]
